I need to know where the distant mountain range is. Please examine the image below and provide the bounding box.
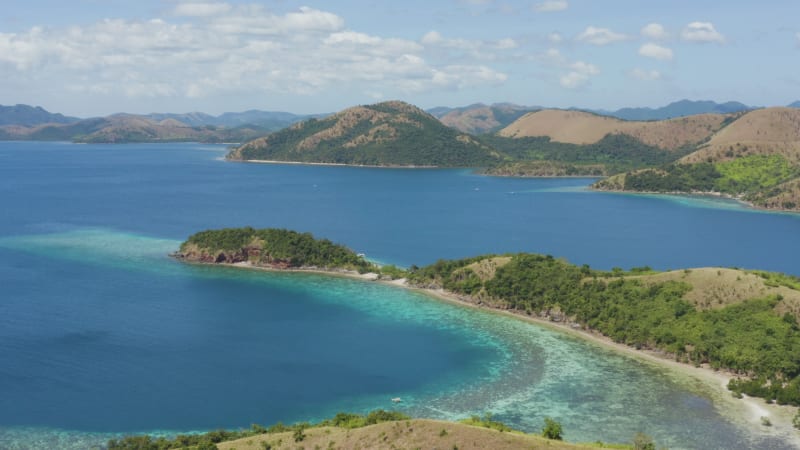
[0,104,80,127]
[789,101,800,108]
[595,99,753,121]
[0,105,322,143]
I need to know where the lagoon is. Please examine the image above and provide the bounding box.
[0,142,798,449]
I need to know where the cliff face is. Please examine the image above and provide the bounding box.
[229,100,502,167]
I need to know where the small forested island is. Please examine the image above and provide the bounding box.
[176,228,800,413]
[173,227,375,273]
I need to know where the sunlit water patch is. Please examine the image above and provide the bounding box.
[1,229,796,449]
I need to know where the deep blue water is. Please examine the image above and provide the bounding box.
[1,142,798,449]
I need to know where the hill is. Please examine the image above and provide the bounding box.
[498,109,730,151]
[433,103,538,134]
[108,410,621,450]
[603,99,751,121]
[216,419,604,450]
[789,101,800,108]
[229,100,503,167]
[0,104,80,126]
[406,253,800,405]
[174,227,375,273]
[595,107,800,211]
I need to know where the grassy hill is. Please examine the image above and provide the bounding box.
[498,109,731,151]
[405,253,800,405]
[216,419,612,450]
[109,410,633,450]
[595,107,800,211]
[228,101,503,167]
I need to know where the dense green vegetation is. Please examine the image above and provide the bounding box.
[231,102,502,167]
[607,155,800,203]
[407,253,800,405]
[482,133,686,175]
[107,410,410,450]
[179,227,375,272]
[484,160,607,177]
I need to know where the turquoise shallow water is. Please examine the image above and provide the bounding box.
[1,142,799,449]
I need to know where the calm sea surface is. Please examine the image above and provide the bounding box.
[1,142,798,449]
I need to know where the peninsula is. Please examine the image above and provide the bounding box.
[174,228,800,416]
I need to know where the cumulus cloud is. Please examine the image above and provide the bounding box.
[547,32,563,44]
[0,6,512,101]
[174,2,232,17]
[639,43,673,61]
[630,68,661,81]
[641,23,668,40]
[560,61,599,88]
[681,22,725,43]
[534,0,568,12]
[576,26,628,45]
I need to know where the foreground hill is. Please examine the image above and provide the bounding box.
[432,103,537,134]
[229,101,502,167]
[595,107,800,211]
[110,410,622,450]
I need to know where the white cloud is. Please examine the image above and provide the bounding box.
[796,32,800,47]
[0,6,510,101]
[576,26,628,45]
[547,32,563,44]
[630,68,661,81]
[639,43,673,61]
[534,0,568,12]
[174,2,232,17]
[641,23,668,40]
[560,61,599,88]
[681,22,725,43]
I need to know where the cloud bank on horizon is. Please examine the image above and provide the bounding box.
[0,0,797,116]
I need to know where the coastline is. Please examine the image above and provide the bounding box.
[229,158,442,169]
[179,258,799,445]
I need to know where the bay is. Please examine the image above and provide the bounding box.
[0,142,798,449]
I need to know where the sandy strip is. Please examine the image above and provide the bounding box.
[232,159,440,169]
[190,260,800,445]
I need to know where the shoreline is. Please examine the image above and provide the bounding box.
[181,258,799,445]
[594,187,800,215]
[229,158,443,169]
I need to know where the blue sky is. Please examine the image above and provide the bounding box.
[1,0,798,116]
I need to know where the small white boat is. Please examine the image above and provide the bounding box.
[391,397,402,403]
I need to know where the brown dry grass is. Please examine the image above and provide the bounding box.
[680,107,800,165]
[498,110,728,150]
[464,256,512,281]
[627,268,800,314]
[216,419,603,450]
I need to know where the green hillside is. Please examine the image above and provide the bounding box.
[228,101,503,167]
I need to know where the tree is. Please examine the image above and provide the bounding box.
[632,432,656,450]
[541,417,563,440]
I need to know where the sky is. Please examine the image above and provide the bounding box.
[1,0,798,117]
